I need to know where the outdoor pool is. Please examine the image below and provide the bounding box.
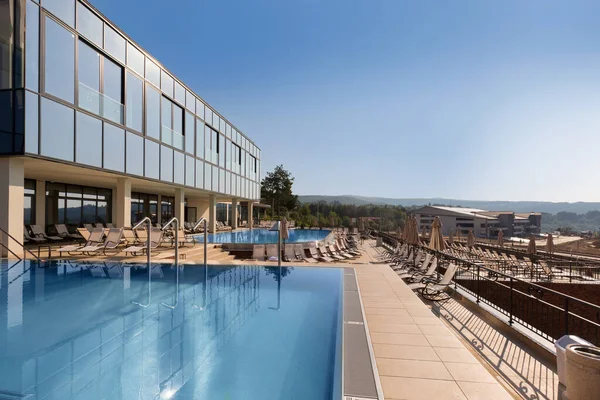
[195,228,332,244]
[0,260,343,399]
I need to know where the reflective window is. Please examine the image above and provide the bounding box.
[25,91,38,154]
[126,43,144,77]
[204,164,211,191]
[131,192,157,224]
[26,1,39,91]
[44,0,74,27]
[205,107,213,126]
[77,40,100,114]
[126,72,143,132]
[174,81,185,104]
[195,118,204,159]
[103,57,123,124]
[76,2,102,47]
[196,99,204,120]
[46,183,112,226]
[145,59,160,87]
[40,98,74,161]
[195,160,204,189]
[185,111,194,154]
[44,17,74,103]
[75,111,102,167]
[185,90,195,112]
[161,96,171,143]
[225,123,231,138]
[204,126,211,163]
[24,179,36,225]
[104,25,125,63]
[144,139,159,179]
[126,131,143,176]
[185,155,194,186]
[161,96,183,150]
[174,151,184,184]
[212,167,218,192]
[161,70,173,97]
[145,84,160,139]
[103,123,124,172]
[160,145,173,182]
[219,168,225,193]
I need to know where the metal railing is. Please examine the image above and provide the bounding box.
[0,227,44,263]
[131,217,152,307]
[161,217,180,309]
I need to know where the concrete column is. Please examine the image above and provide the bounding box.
[231,198,239,230]
[208,194,217,233]
[248,201,254,230]
[174,188,184,224]
[157,194,162,224]
[0,158,24,258]
[115,178,132,228]
[35,180,45,226]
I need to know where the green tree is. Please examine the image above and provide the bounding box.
[260,165,298,217]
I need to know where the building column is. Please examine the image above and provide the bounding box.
[157,194,162,225]
[0,158,24,258]
[248,201,254,230]
[208,194,217,233]
[231,198,239,230]
[174,188,184,225]
[115,178,131,228]
[35,180,45,227]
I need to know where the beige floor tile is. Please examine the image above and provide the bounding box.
[371,332,430,346]
[417,324,450,335]
[433,347,480,364]
[425,334,464,348]
[364,307,411,317]
[361,300,405,309]
[408,308,437,317]
[413,316,444,325]
[373,343,440,361]
[444,362,499,383]
[381,376,467,400]
[456,382,513,400]
[366,314,415,325]
[368,321,422,334]
[377,358,453,380]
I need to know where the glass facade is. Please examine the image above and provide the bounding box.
[45,182,112,227]
[24,179,36,225]
[131,192,158,224]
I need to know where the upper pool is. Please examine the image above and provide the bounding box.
[0,260,342,400]
[195,228,332,244]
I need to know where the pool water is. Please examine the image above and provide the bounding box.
[195,228,332,244]
[0,260,343,400]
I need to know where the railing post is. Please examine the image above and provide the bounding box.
[476,263,480,304]
[564,297,569,336]
[569,260,572,284]
[509,277,513,325]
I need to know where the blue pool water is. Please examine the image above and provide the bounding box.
[0,260,342,400]
[195,228,332,244]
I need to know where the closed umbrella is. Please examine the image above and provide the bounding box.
[456,229,461,243]
[448,231,454,245]
[497,230,504,247]
[421,225,427,239]
[546,234,554,254]
[429,217,446,251]
[397,226,402,240]
[467,229,475,248]
[281,217,289,242]
[412,217,420,245]
[527,235,537,255]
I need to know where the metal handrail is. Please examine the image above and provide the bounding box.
[131,217,152,307]
[192,217,206,232]
[0,226,43,262]
[161,217,179,309]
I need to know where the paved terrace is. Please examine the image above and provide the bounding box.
[25,238,556,399]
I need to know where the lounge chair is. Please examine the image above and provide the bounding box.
[58,228,105,255]
[30,225,63,241]
[311,247,333,262]
[266,244,280,261]
[414,263,460,301]
[76,228,123,255]
[55,224,82,240]
[122,229,137,245]
[94,223,105,229]
[83,224,94,232]
[334,242,355,259]
[400,258,438,282]
[294,244,316,263]
[24,227,46,243]
[124,228,163,255]
[77,228,91,241]
[283,244,298,262]
[323,245,344,261]
[251,244,266,261]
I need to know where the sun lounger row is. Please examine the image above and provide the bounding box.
[250,237,360,263]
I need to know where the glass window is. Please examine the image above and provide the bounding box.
[195,118,204,159]
[41,98,73,161]
[174,151,184,184]
[102,57,123,124]
[174,81,185,104]
[195,160,204,189]
[145,59,160,87]
[185,155,194,187]
[212,167,218,192]
[25,91,38,154]
[204,126,211,163]
[144,139,159,179]
[196,99,204,120]
[219,168,225,193]
[75,111,102,167]
[145,84,160,139]
[26,1,39,91]
[103,123,124,172]
[160,145,173,182]
[204,164,211,191]
[172,103,183,134]
[44,0,74,27]
[185,111,194,154]
[205,107,213,127]
[76,2,102,47]
[24,180,36,225]
[219,134,225,166]
[126,131,143,176]
[185,91,195,112]
[161,70,173,97]
[104,25,125,63]
[225,123,231,138]
[126,43,144,77]
[77,40,100,114]
[44,17,75,103]
[126,72,143,132]
[161,96,171,143]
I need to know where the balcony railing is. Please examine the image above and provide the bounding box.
[78,82,124,124]
[161,125,184,151]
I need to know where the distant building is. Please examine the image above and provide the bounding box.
[413,206,541,238]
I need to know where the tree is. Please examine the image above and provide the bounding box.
[260,165,298,217]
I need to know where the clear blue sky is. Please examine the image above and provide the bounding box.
[93,0,600,202]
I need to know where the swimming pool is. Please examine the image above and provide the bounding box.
[0,260,342,399]
[195,228,332,244]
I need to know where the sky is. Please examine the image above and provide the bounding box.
[92,0,600,202]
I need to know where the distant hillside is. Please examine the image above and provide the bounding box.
[298,195,600,214]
